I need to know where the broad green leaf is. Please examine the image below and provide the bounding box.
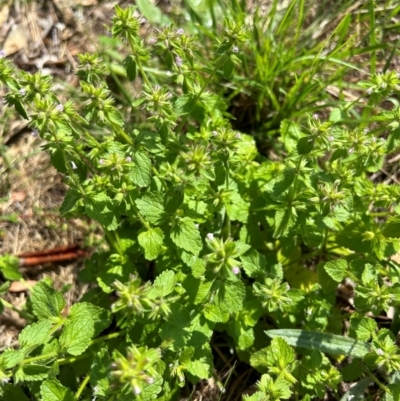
[138,227,164,260]
[160,304,191,351]
[170,217,203,255]
[185,347,213,381]
[90,348,111,397]
[85,193,118,231]
[136,0,170,24]
[349,316,377,342]
[240,248,266,278]
[324,259,347,282]
[0,255,22,280]
[152,270,175,297]
[31,282,66,320]
[19,319,53,348]
[69,302,111,337]
[266,329,371,358]
[40,379,74,401]
[59,316,94,356]
[382,217,400,238]
[297,137,314,154]
[15,364,50,382]
[131,151,152,187]
[216,281,246,314]
[0,349,24,369]
[2,384,30,401]
[135,192,167,225]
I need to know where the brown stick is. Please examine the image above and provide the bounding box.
[17,244,80,258]
[19,249,88,267]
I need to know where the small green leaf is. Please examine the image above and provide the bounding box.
[123,55,137,81]
[152,270,175,297]
[324,259,347,282]
[382,217,400,238]
[19,320,53,348]
[297,137,314,155]
[31,282,66,320]
[240,248,266,278]
[170,217,203,255]
[2,384,30,401]
[135,192,167,225]
[69,302,111,337]
[59,316,94,356]
[266,329,371,358]
[131,151,152,187]
[40,379,74,401]
[0,254,22,280]
[138,227,164,260]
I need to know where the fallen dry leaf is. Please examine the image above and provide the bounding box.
[3,24,28,55]
[9,280,37,293]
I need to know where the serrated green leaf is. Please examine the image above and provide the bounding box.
[135,192,167,225]
[297,136,314,154]
[0,349,24,369]
[40,379,74,401]
[131,151,152,187]
[324,259,347,282]
[59,317,94,356]
[15,364,50,382]
[240,248,266,278]
[90,348,111,397]
[216,281,245,313]
[69,302,111,337]
[31,282,66,320]
[138,227,164,260]
[0,254,22,280]
[85,193,118,231]
[2,384,30,401]
[152,270,175,297]
[170,217,202,255]
[266,329,371,358]
[382,217,400,238]
[349,316,377,342]
[19,319,53,348]
[160,304,191,351]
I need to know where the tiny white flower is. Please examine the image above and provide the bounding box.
[167,92,173,99]
[0,50,6,58]
[364,128,370,134]
[175,56,183,67]
[232,266,240,275]
[232,46,239,53]
[212,130,218,136]
[148,37,156,45]
[125,156,132,162]
[19,88,26,95]
[147,377,154,384]
[71,161,77,170]
[31,129,39,137]
[367,87,373,95]
[307,308,312,315]
[99,159,104,165]
[376,348,384,356]
[206,233,214,240]
[195,224,199,228]
[348,147,354,154]
[286,284,290,290]
[56,103,64,112]
[312,113,319,120]
[176,28,184,35]
[234,133,241,139]
[134,386,141,395]
[328,135,334,142]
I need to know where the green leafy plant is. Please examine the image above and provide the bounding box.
[1,3,400,400]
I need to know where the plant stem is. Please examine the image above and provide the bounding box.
[1,299,35,321]
[74,374,90,400]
